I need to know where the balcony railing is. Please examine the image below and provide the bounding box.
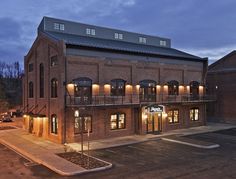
[66,94,216,107]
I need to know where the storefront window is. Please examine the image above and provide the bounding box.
[190,108,199,121]
[168,109,179,123]
[75,116,92,134]
[110,113,126,130]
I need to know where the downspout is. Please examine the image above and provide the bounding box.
[63,42,67,144]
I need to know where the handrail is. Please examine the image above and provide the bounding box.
[66,94,216,106]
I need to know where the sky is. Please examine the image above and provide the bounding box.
[1,0,236,66]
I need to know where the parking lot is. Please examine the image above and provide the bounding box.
[0,128,236,179]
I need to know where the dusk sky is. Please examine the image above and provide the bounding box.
[1,0,236,66]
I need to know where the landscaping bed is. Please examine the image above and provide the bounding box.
[57,152,110,169]
[0,126,16,130]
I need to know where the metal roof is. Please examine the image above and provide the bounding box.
[44,31,204,61]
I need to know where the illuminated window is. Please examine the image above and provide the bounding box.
[75,116,92,134]
[86,28,96,36]
[168,80,179,95]
[110,113,126,130]
[139,37,147,44]
[190,108,199,121]
[168,109,179,123]
[160,40,167,46]
[54,23,64,31]
[114,33,123,40]
[51,114,58,134]
[51,78,58,98]
[111,79,126,96]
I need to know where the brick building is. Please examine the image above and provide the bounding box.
[207,51,236,124]
[23,17,211,143]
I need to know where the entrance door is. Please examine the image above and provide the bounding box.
[147,113,162,134]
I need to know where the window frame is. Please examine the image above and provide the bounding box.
[29,81,34,98]
[28,63,33,72]
[168,109,179,124]
[51,114,58,134]
[39,63,44,98]
[167,80,179,95]
[190,108,199,121]
[139,80,156,102]
[50,55,58,67]
[74,115,92,134]
[110,79,126,96]
[110,113,126,130]
[51,78,58,98]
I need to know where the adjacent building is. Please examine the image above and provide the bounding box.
[207,51,236,124]
[23,17,211,143]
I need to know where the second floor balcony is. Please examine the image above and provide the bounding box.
[66,94,216,107]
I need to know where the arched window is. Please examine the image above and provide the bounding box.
[139,80,156,102]
[29,81,34,98]
[39,63,44,98]
[51,114,58,134]
[167,80,179,95]
[190,81,199,97]
[51,78,58,98]
[111,79,126,96]
[73,77,92,104]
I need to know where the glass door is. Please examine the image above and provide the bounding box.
[146,113,162,134]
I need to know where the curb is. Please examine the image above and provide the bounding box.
[0,138,112,176]
[161,137,220,149]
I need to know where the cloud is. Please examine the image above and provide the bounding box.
[183,45,236,64]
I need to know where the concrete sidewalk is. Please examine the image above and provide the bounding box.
[0,129,111,176]
[68,122,236,151]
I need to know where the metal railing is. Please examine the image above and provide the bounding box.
[66,94,216,107]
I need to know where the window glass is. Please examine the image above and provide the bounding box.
[50,55,58,67]
[29,82,34,98]
[51,114,58,134]
[111,79,126,96]
[39,64,44,98]
[28,63,33,72]
[110,113,126,130]
[51,78,58,98]
[168,109,179,123]
[75,116,92,134]
[190,108,199,121]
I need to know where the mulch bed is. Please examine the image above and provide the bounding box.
[57,152,109,169]
[0,126,16,130]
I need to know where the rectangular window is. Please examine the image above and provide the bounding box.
[28,63,33,72]
[54,23,64,31]
[114,33,123,40]
[114,33,119,39]
[75,116,92,134]
[86,28,96,36]
[54,23,60,30]
[168,109,179,124]
[110,113,126,130]
[139,37,147,44]
[50,55,58,67]
[190,108,199,121]
[59,24,65,31]
[91,29,96,36]
[51,115,58,134]
[160,40,167,46]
